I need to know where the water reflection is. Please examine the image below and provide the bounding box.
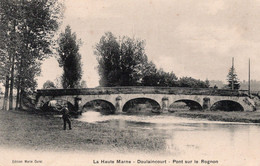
[79,111,102,123]
[77,110,260,164]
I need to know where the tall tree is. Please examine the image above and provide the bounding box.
[0,0,63,110]
[95,32,148,86]
[227,66,240,90]
[95,32,120,86]
[119,36,148,86]
[0,0,19,110]
[58,25,82,89]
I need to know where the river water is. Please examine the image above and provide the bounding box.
[77,111,260,165]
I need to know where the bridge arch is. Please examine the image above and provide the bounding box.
[122,97,161,113]
[210,100,244,111]
[40,99,75,112]
[170,99,203,110]
[82,99,116,115]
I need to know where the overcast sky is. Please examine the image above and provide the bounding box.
[37,0,260,88]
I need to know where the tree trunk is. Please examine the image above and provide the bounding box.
[9,20,16,110]
[19,50,24,110]
[3,76,9,110]
[19,89,23,110]
[15,83,20,110]
[9,53,15,110]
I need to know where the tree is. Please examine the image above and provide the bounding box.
[0,0,17,110]
[54,76,62,89]
[0,0,63,110]
[119,36,148,86]
[205,79,210,88]
[95,32,148,86]
[227,66,240,90]
[79,80,87,88]
[141,61,159,86]
[43,80,56,89]
[16,0,63,109]
[141,62,178,87]
[58,25,82,89]
[0,47,10,110]
[95,32,120,86]
[156,70,178,87]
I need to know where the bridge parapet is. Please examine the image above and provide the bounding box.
[36,87,248,97]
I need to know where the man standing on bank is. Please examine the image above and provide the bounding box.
[61,104,72,130]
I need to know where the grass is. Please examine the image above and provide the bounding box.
[173,110,260,123]
[0,109,166,153]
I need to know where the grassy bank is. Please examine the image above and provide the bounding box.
[173,110,260,123]
[0,110,166,153]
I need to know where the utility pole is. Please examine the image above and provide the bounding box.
[248,58,251,96]
[231,57,234,90]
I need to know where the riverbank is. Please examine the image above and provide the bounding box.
[0,109,166,153]
[173,110,260,123]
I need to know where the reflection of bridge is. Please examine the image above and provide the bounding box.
[36,87,256,113]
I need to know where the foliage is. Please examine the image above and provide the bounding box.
[14,0,63,91]
[119,36,148,86]
[54,76,62,88]
[205,79,210,87]
[176,77,210,88]
[95,32,122,86]
[57,25,82,89]
[142,62,177,86]
[79,80,87,88]
[95,32,177,87]
[0,0,63,109]
[43,80,56,89]
[95,32,210,88]
[95,32,149,86]
[227,66,240,90]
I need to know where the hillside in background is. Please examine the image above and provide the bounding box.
[209,80,225,89]
[240,80,260,91]
[209,80,260,92]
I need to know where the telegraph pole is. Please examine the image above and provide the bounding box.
[248,58,251,96]
[231,57,234,90]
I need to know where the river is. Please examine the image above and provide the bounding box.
[77,111,260,165]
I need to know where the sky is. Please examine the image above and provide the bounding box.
[37,0,260,88]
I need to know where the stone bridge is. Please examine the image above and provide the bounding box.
[35,87,256,113]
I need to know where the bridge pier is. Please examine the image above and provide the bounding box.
[202,97,211,111]
[162,97,169,112]
[74,97,82,114]
[115,96,122,113]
